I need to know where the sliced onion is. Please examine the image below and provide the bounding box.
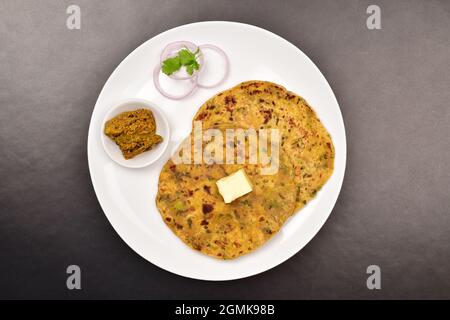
[196,44,229,88]
[160,41,203,80]
[153,63,198,100]
[154,41,229,99]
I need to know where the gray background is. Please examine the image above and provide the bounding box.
[0,0,449,299]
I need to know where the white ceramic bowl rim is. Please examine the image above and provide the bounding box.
[100,98,170,168]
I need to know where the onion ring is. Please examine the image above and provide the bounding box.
[154,41,229,99]
[153,63,198,100]
[196,44,229,88]
[160,41,203,80]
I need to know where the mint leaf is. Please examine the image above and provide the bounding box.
[162,56,181,75]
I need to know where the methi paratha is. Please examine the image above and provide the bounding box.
[193,81,335,210]
[156,81,334,259]
[156,127,296,259]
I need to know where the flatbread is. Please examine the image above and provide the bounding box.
[156,81,335,259]
[156,128,296,259]
[193,81,335,210]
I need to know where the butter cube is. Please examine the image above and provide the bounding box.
[216,169,253,204]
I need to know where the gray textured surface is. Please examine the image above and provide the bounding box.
[1,0,449,299]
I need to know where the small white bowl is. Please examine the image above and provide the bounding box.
[101,98,170,168]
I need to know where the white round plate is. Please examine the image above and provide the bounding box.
[87,21,346,281]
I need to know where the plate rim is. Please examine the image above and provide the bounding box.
[87,20,347,281]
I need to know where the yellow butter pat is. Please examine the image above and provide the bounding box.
[216,169,253,204]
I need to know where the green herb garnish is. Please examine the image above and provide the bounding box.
[161,56,181,76]
[162,48,200,76]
